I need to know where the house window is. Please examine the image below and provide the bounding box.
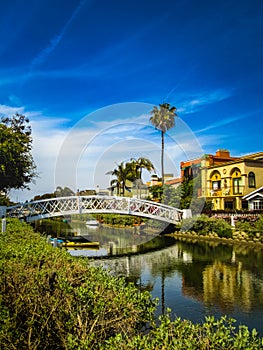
[253,200,263,210]
[212,180,221,190]
[225,201,234,210]
[233,178,242,194]
[248,172,256,188]
[242,200,248,209]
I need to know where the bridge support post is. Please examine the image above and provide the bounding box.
[77,196,82,214]
[182,209,192,219]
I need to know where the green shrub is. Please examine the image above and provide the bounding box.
[0,219,155,349]
[181,215,232,238]
[209,218,233,238]
[254,215,263,235]
[103,314,263,350]
[234,215,263,241]
[0,219,262,349]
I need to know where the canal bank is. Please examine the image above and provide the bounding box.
[1,219,263,349]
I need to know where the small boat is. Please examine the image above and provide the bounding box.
[61,241,100,248]
[86,219,100,227]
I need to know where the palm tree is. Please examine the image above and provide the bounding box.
[130,157,155,198]
[106,161,134,196]
[109,178,121,196]
[130,157,155,180]
[150,103,177,185]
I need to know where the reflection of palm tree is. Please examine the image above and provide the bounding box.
[161,270,165,315]
[150,103,177,185]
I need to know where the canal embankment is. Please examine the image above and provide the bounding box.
[1,218,263,349]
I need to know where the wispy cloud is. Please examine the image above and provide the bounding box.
[30,0,87,69]
[177,89,233,114]
[196,113,247,133]
[0,104,25,116]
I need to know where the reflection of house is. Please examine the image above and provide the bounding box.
[200,150,263,210]
[202,261,255,311]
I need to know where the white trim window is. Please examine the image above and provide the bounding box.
[233,177,242,194]
[253,200,263,210]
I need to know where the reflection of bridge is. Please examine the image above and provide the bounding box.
[6,195,183,224]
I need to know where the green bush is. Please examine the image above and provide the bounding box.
[0,219,155,349]
[0,219,262,349]
[103,314,263,350]
[181,215,233,238]
[235,215,263,241]
[255,216,263,232]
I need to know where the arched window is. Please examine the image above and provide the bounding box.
[248,172,256,188]
[230,168,242,195]
[210,171,221,192]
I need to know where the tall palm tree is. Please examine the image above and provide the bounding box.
[150,103,177,185]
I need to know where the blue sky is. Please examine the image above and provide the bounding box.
[1,0,263,201]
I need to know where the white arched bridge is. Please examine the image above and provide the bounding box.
[6,195,183,224]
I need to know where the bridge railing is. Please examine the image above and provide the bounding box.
[6,196,183,224]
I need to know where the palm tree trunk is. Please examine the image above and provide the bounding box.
[161,130,164,186]
[139,166,142,198]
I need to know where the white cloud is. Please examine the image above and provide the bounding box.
[6,102,205,202]
[177,89,233,114]
[0,104,25,116]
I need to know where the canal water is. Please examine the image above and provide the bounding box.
[36,220,263,336]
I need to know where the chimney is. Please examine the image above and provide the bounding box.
[216,149,230,158]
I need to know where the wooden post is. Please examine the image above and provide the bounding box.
[1,218,6,232]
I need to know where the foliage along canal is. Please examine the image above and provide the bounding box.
[35,218,263,337]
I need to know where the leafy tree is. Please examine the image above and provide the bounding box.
[162,184,181,207]
[148,185,164,202]
[150,103,177,185]
[54,186,75,197]
[0,114,37,195]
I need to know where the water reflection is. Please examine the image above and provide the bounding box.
[35,220,263,335]
[91,237,263,336]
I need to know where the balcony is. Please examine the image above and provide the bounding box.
[207,186,245,197]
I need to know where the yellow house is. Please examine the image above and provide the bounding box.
[200,151,263,210]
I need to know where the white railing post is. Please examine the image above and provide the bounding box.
[77,196,82,214]
[127,198,131,214]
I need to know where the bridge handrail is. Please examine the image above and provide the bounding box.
[6,195,183,224]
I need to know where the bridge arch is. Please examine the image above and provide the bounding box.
[7,195,183,224]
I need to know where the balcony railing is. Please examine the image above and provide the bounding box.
[206,186,245,197]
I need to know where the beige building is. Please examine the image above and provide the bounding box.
[200,151,263,210]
